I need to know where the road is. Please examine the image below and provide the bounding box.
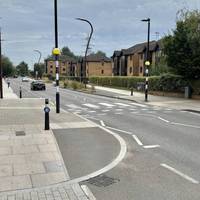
[10,78,200,199]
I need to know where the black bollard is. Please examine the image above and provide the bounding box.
[20,87,22,98]
[44,99,50,130]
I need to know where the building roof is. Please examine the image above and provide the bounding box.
[112,40,160,57]
[83,54,111,62]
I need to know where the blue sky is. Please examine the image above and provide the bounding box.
[0,0,200,69]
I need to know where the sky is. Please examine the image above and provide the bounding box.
[0,0,200,69]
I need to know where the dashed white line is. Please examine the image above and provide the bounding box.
[106,126,133,135]
[102,110,110,112]
[132,135,143,146]
[100,120,106,127]
[143,145,160,149]
[158,117,170,123]
[81,185,96,200]
[160,163,199,184]
[114,103,130,107]
[171,122,200,129]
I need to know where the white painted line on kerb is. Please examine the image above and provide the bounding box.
[143,145,160,149]
[132,135,143,146]
[130,102,148,107]
[81,185,96,200]
[158,117,170,123]
[83,103,100,109]
[161,163,199,184]
[100,120,106,127]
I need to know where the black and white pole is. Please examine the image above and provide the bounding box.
[44,99,50,130]
[53,0,60,113]
[19,86,22,98]
[145,67,149,101]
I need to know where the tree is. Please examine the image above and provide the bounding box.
[89,50,107,57]
[2,56,15,76]
[16,61,29,76]
[33,63,45,79]
[163,10,200,79]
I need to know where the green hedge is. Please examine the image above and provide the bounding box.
[89,74,189,93]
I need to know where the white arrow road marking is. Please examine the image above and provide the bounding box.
[132,135,143,146]
[161,163,199,184]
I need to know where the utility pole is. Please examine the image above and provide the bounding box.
[0,30,3,99]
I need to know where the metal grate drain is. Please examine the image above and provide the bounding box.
[15,131,26,136]
[84,174,120,187]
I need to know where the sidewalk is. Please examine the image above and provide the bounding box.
[0,97,96,199]
[2,79,18,99]
[91,85,200,112]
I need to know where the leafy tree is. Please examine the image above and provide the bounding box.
[33,63,45,79]
[89,51,107,57]
[163,10,200,79]
[2,56,15,76]
[16,61,29,76]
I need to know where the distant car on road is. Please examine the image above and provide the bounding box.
[30,80,46,91]
[22,77,29,82]
[13,75,18,78]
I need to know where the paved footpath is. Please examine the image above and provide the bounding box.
[0,81,96,199]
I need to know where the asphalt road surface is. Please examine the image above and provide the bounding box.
[10,78,200,200]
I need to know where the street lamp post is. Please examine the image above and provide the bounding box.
[141,18,150,102]
[53,0,61,113]
[34,49,42,80]
[75,18,93,83]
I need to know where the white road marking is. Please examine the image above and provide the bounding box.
[141,108,148,111]
[130,102,147,107]
[114,103,130,107]
[160,163,199,184]
[115,113,123,115]
[158,117,170,123]
[66,104,81,109]
[83,103,100,109]
[100,120,106,127]
[132,135,143,146]
[88,110,96,113]
[131,112,139,114]
[97,113,106,116]
[171,122,200,129]
[81,185,96,200]
[106,126,133,135]
[102,110,110,112]
[143,145,160,149]
[99,103,115,107]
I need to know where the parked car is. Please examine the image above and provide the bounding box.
[30,80,46,90]
[22,77,29,82]
[13,75,18,78]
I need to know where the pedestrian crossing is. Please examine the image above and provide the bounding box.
[65,101,174,116]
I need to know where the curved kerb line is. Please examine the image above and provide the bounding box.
[64,110,127,184]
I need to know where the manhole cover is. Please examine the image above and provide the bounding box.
[15,131,26,136]
[84,174,120,187]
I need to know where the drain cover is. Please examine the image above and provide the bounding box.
[15,131,26,136]
[84,175,120,187]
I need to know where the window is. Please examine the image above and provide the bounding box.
[50,65,53,68]
[50,70,53,74]
[129,67,132,74]
[101,61,104,66]
[140,67,143,73]
[130,55,132,61]
[140,54,143,59]
[101,69,104,74]
[63,68,65,71]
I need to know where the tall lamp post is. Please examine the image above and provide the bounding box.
[34,49,42,80]
[75,18,93,83]
[141,18,150,102]
[53,0,61,113]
